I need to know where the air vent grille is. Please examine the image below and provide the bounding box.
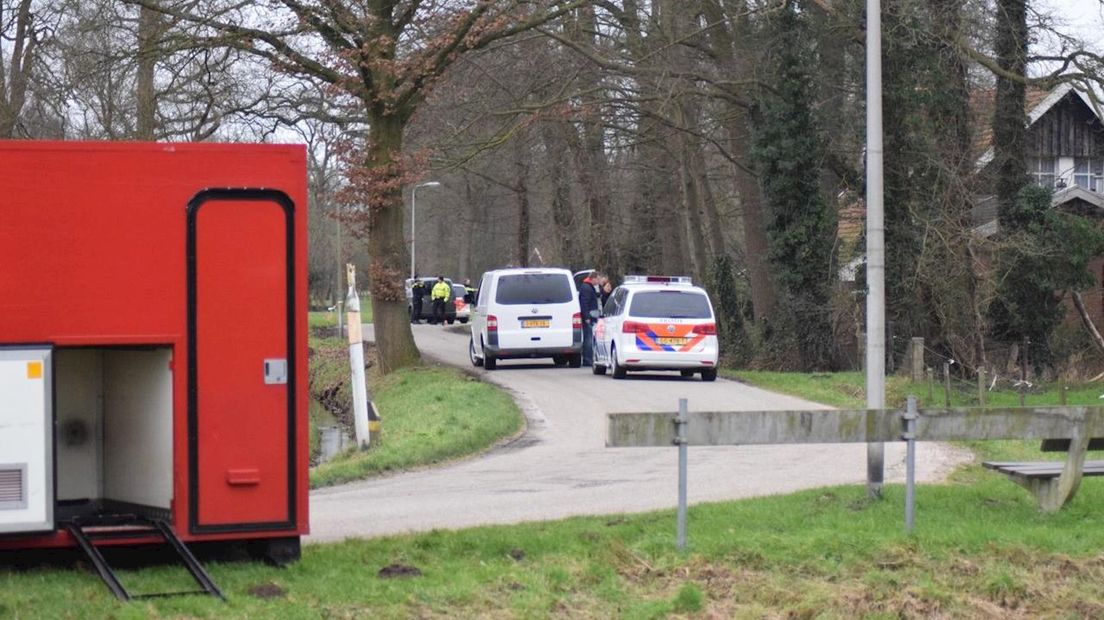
[0,466,26,509]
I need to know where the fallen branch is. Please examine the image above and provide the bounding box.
[1071,290,1104,353]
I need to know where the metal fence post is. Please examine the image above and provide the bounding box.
[978,368,987,407]
[903,395,918,534]
[943,362,952,407]
[675,398,689,552]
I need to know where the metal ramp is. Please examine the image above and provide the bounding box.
[62,515,224,602]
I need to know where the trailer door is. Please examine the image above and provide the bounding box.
[189,190,295,533]
[0,347,53,534]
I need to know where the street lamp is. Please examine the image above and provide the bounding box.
[410,181,441,279]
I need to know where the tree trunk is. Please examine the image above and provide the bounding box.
[514,147,531,267]
[0,0,35,138]
[135,4,160,140]
[993,0,1028,220]
[542,122,578,266]
[692,147,725,259]
[675,104,709,281]
[458,177,475,279]
[365,115,420,373]
[569,5,616,272]
[701,0,778,323]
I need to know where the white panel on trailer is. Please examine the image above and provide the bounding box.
[0,347,53,533]
[103,349,172,509]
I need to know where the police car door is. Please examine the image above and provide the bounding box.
[597,288,627,362]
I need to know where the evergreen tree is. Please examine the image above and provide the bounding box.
[990,185,1104,361]
[750,1,836,370]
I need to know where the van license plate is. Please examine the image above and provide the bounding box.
[656,337,688,346]
[522,319,550,328]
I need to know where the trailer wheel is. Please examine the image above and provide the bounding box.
[247,536,301,566]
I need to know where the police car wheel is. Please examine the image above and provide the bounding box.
[552,355,567,366]
[469,336,483,367]
[592,359,606,375]
[611,346,627,379]
[568,354,582,368]
[701,368,718,382]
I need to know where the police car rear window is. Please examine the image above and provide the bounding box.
[628,291,712,318]
[495,274,573,305]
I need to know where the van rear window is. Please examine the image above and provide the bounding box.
[495,274,573,305]
[629,291,712,318]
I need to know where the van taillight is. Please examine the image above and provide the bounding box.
[487,315,498,331]
[622,320,649,334]
[572,313,582,328]
[692,323,716,335]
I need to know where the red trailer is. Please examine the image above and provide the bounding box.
[0,141,309,599]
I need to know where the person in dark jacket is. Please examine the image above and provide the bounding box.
[410,276,426,323]
[596,273,613,309]
[578,274,599,366]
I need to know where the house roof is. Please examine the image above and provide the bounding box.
[974,83,1103,169]
[1053,184,1104,211]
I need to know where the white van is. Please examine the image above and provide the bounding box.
[469,268,583,370]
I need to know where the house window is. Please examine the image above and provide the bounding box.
[1073,158,1104,192]
[1028,157,1056,188]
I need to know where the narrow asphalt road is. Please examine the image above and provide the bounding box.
[307,324,970,542]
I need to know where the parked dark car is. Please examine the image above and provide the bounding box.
[406,277,456,324]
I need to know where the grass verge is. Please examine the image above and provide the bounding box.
[7,478,1104,618]
[308,336,523,488]
[308,295,373,329]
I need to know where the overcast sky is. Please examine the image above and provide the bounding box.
[1036,0,1104,55]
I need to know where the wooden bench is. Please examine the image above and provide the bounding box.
[983,436,1104,512]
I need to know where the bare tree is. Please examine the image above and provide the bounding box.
[0,0,61,137]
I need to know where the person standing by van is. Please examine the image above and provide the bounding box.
[410,276,426,323]
[431,276,451,325]
[578,273,599,365]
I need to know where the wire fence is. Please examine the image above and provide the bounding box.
[866,330,1104,409]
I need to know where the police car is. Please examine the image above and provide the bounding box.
[592,275,719,381]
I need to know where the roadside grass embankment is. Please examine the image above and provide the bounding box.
[7,477,1104,617]
[307,335,523,488]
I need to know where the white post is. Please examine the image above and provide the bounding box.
[346,263,371,448]
[410,181,441,280]
[865,0,886,497]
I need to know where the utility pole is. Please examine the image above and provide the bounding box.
[410,181,441,279]
[865,0,886,498]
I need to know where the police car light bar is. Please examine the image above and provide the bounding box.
[623,275,693,285]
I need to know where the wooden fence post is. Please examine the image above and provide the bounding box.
[910,337,924,383]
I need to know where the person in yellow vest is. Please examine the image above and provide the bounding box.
[431,276,451,325]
